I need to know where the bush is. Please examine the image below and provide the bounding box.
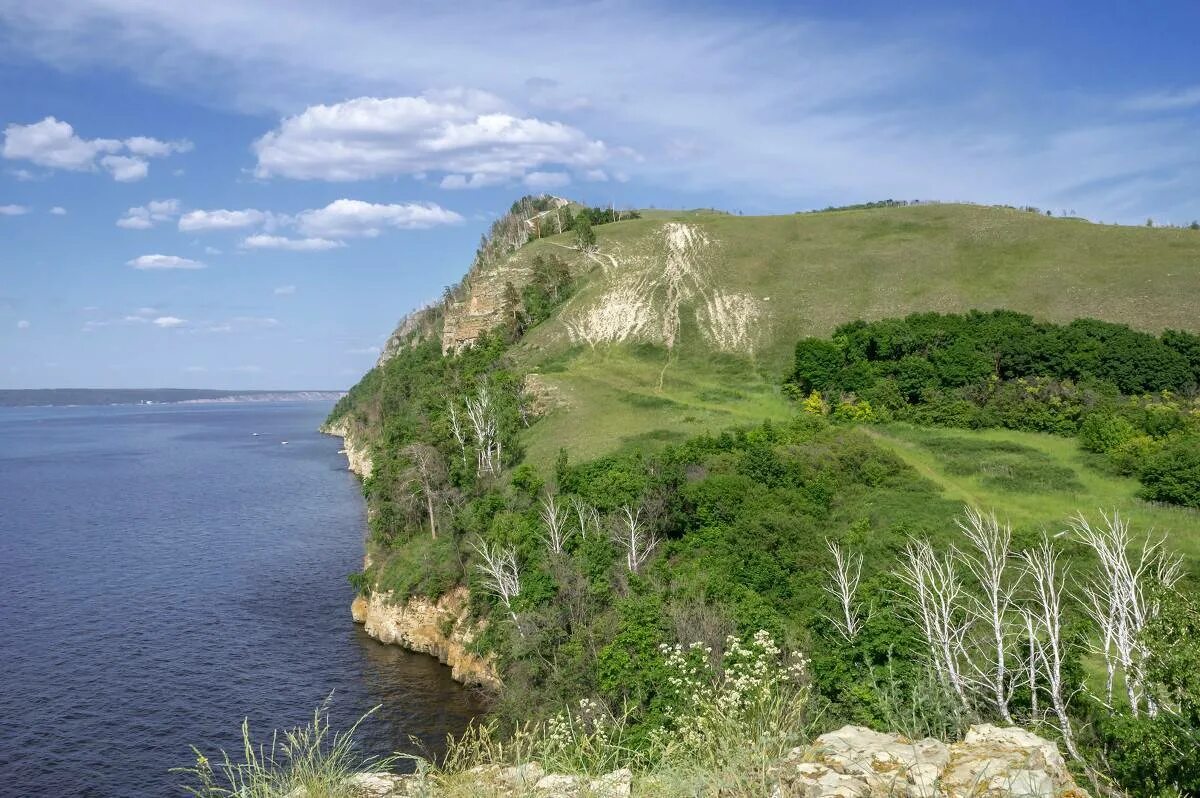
[1078,413,1138,454]
[1138,436,1200,507]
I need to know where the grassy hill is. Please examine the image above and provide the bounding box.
[476,203,1200,466]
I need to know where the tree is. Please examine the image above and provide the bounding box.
[399,443,448,538]
[472,538,522,628]
[573,213,596,251]
[539,494,570,555]
[611,504,659,574]
[791,338,844,393]
[822,539,868,641]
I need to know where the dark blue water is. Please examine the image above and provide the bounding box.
[0,402,486,797]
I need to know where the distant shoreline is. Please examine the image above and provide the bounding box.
[0,389,346,408]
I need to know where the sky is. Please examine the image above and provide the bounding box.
[1,0,1198,390]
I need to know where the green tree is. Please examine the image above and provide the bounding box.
[573,214,596,251]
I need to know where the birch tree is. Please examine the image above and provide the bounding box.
[540,494,570,555]
[399,443,447,539]
[472,538,522,629]
[823,539,869,642]
[570,496,599,540]
[957,507,1021,722]
[1019,536,1082,762]
[447,403,468,467]
[895,539,972,706]
[1069,511,1182,716]
[612,504,659,574]
[463,385,502,476]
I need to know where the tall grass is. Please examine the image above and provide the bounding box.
[175,700,395,798]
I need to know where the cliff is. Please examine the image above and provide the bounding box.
[321,416,374,479]
[351,587,500,690]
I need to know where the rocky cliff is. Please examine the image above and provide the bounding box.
[321,416,374,479]
[351,587,500,690]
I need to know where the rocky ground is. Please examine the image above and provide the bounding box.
[331,723,1088,797]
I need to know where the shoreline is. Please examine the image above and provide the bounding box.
[322,419,501,690]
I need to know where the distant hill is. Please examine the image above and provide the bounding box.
[0,389,345,407]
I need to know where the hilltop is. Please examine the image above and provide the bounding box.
[365,199,1200,467]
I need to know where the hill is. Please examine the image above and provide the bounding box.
[368,200,1200,467]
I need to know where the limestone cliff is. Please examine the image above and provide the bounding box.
[351,587,500,690]
[320,416,374,479]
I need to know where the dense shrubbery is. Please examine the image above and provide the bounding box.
[787,310,1200,507]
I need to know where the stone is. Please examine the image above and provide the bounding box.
[535,772,581,794]
[586,768,633,798]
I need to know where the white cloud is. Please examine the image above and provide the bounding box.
[523,170,570,189]
[294,199,461,237]
[49,206,66,215]
[346,345,380,355]
[253,93,609,184]
[0,204,29,215]
[16,319,30,329]
[274,284,296,295]
[179,208,270,232]
[2,117,190,181]
[117,199,180,229]
[584,169,609,182]
[124,136,193,157]
[100,154,149,182]
[127,253,205,270]
[153,315,186,327]
[204,246,222,255]
[241,234,343,251]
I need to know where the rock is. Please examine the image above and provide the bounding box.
[499,761,545,788]
[351,587,501,689]
[535,772,581,794]
[347,771,409,797]
[776,724,1089,798]
[587,768,633,798]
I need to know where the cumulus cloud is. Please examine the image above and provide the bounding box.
[3,117,190,181]
[100,154,149,182]
[241,234,343,251]
[274,284,296,295]
[117,199,180,229]
[179,208,270,232]
[0,204,29,215]
[126,253,205,270]
[294,199,462,237]
[16,319,30,329]
[49,206,66,215]
[152,315,186,327]
[253,93,609,185]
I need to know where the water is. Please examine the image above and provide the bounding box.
[0,402,486,797]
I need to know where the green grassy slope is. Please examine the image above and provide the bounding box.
[506,203,1200,466]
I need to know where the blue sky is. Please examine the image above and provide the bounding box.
[1,0,1197,390]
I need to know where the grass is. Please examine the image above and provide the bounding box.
[865,423,1200,562]
[518,346,793,467]
[175,701,394,798]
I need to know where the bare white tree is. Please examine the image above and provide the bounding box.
[447,403,468,466]
[471,538,522,629]
[895,539,972,706]
[464,385,502,476]
[957,507,1021,722]
[540,494,570,555]
[1069,511,1183,717]
[1020,536,1082,762]
[612,504,660,574]
[570,496,599,540]
[823,539,870,642]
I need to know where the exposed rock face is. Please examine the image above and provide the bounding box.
[344,765,633,798]
[321,416,374,478]
[351,587,501,690]
[776,723,1090,798]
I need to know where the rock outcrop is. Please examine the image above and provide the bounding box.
[775,723,1090,798]
[351,587,501,690]
[321,416,374,478]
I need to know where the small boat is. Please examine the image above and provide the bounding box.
[251,432,259,436]
[337,448,347,454]
[280,441,289,445]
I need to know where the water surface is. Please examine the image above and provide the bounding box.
[0,401,485,797]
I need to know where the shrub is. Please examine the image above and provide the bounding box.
[1078,413,1138,454]
[1138,436,1200,507]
